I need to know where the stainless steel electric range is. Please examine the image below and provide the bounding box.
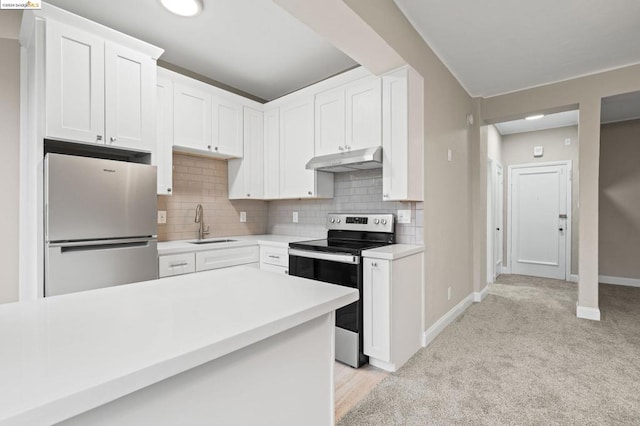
[288,213,395,368]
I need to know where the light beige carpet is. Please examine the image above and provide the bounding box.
[338,275,640,425]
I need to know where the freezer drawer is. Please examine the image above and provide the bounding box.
[45,153,157,241]
[45,239,158,297]
[159,252,196,278]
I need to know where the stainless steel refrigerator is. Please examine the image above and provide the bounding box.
[44,153,159,297]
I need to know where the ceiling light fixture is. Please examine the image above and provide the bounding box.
[525,114,545,120]
[160,0,203,17]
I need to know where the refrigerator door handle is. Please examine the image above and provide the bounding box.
[50,237,155,250]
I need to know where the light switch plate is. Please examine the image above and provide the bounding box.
[447,148,453,162]
[293,211,299,223]
[397,210,411,224]
[565,138,571,146]
[240,211,246,223]
[534,146,544,157]
[157,210,166,224]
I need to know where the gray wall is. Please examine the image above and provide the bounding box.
[0,37,20,303]
[599,119,640,279]
[268,169,422,244]
[501,125,580,275]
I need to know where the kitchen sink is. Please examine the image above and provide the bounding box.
[189,239,237,245]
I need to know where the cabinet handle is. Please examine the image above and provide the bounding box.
[247,193,250,197]
[96,135,103,141]
[207,145,212,150]
[214,146,219,151]
[169,262,188,268]
[383,193,389,198]
[285,270,288,274]
[308,191,312,196]
[371,262,378,267]
[345,145,351,151]
[167,188,172,193]
[110,137,116,143]
[268,255,280,259]
[338,146,344,151]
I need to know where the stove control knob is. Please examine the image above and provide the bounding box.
[374,219,380,224]
[337,218,341,223]
[381,219,387,225]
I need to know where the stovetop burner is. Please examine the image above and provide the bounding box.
[289,238,389,255]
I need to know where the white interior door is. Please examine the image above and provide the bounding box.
[494,164,504,277]
[510,163,569,280]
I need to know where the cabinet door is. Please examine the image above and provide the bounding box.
[45,21,105,144]
[279,98,316,198]
[212,96,243,157]
[263,108,280,199]
[314,88,345,156]
[173,82,211,150]
[105,42,155,152]
[346,77,382,150]
[382,71,408,200]
[156,75,173,195]
[363,258,391,362]
[228,107,264,199]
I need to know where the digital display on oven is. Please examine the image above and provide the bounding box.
[346,217,368,224]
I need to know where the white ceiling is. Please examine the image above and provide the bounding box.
[46,0,357,101]
[494,110,579,136]
[393,0,640,98]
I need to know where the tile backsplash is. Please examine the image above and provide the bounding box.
[157,153,268,241]
[159,155,423,245]
[267,169,424,244]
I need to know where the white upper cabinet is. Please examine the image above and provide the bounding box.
[314,88,345,156]
[212,96,243,157]
[263,107,280,199]
[44,19,158,152]
[279,97,333,199]
[313,76,381,156]
[105,42,155,152]
[46,21,105,144]
[173,82,212,151]
[346,77,382,151]
[156,73,173,195]
[228,107,264,199]
[382,66,424,201]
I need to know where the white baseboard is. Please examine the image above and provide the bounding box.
[368,357,396,373]
[569,274,579,283]
[576,304,601,321]
[422,294,474,347]
[599,275,640,288]
[473,284,490,302]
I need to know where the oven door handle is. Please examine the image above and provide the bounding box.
[288,248,360,265]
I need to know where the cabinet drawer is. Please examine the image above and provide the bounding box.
[260,246,289,267]
[196,246,259,272]
[159,252,196,278]
[260,263,288,275]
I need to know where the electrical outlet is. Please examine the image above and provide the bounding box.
[447,148,452,162]
[447,286,452,301]
[564,138,571,146]
[397,210,411,224]
[293,211,299,223]
[240,211,246,223]
[157,210,166,224]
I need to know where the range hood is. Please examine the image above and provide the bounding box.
[305,146,383,173]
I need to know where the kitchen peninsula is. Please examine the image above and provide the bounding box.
[0,267,357,425]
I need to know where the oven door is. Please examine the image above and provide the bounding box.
[288,248,361,333]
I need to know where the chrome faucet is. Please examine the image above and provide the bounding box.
[194,204,210,240]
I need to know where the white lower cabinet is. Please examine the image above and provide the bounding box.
[159,252,196,278]
[259,246,289,274]
[196,246,260,272]
[363,252,423,372]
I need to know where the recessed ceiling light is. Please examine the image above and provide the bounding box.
[160,0,203,17]
[525,114,545,120]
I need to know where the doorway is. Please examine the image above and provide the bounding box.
[508,161,572,280]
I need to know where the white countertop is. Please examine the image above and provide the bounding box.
[362,244,425,260]
[158,234,314,255]
[0,267,357,425]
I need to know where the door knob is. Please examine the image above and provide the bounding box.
[496,228,500,231]
[559,228,564,231]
